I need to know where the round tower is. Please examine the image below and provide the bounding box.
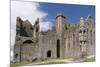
[55,13,66,58]
[55,13,65,37]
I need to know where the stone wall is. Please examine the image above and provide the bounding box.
[39,30,57,60]
[14,14,95,62]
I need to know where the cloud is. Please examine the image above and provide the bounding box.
[11,1,53,61]
[40,21,54,31]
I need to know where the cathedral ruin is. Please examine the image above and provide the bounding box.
[14,13,95,62]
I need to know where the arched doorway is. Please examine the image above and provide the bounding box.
[57,39,60,58]
[23,40,33,44]
[47,50,51,57]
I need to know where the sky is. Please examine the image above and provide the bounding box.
[39,2,95,23]
[11,0,95,61]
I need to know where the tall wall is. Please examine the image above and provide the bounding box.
[39,30,57,60]
[64,24,80,58]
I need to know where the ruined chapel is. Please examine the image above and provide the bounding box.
[14,13,95,62]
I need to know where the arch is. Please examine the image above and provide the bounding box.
[84,40,87,44]
[83,30,86,33]
[23,40,33,44]
[47,50,51,57]
[14,53,18,59]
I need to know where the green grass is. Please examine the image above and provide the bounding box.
[82,58,95,62]
[10,58,95,67]
[39,61,66,65]
[10,59,67,67]
[10,61,32,67]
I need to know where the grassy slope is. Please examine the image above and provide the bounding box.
[10,58,95,67]
[82,58,95,62]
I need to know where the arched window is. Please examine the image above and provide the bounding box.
[15,54,18,59]
[84,40,86,43]
[23,40,33,44]
[80,40,82,44]
[83,30,86,33]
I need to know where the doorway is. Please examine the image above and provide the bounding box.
[47,50,51,57]
[57,39,60,58]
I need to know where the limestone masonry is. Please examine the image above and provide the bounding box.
[14,13,95,62]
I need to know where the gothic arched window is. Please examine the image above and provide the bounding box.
[84,40,86,44]
[83,30,86,33]
[80,40,82,44]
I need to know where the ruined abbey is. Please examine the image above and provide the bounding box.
[14,13,95,62]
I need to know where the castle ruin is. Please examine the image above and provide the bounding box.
[14,13,95,62]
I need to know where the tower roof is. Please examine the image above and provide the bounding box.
[56,13,66,19]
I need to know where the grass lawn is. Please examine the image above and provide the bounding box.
[10,61,32,67]
[39,61,66,65]
[11,58,95,67]
[82,58,95,62]
[10,59,69,67]
[37,60,66,65]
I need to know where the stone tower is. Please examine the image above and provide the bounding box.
[55,13,66,58]
[56,13,65,36]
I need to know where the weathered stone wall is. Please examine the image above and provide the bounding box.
[39,30,57,60]
[86,16,95,56]
[14,14,95,62]
[21,43,39,62]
